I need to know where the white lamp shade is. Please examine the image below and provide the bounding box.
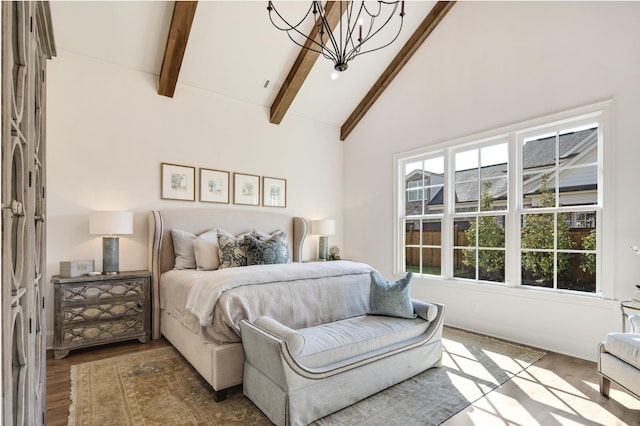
[311,219,335,236]
[89,211,133,235]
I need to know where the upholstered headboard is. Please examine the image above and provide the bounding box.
[147,208,309,339]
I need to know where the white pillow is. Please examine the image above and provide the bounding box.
[171,229,217,270]
[194,238,220,271]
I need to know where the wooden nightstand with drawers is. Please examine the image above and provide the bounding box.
[51,270,151,359]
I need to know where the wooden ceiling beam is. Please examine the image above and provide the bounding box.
[340,1,456,141]
[158,1,198,98]
[269,2,347,125]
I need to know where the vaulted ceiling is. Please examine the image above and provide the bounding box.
[50,1,454,140]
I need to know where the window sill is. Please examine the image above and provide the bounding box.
[416,274,619,310]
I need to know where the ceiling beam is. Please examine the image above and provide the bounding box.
[340,1,456,141]
[158,1,198,98]
[269,2,347,125]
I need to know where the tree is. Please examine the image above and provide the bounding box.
[463,181,505,277]
[579,228,597,274]
[521,174,573,283]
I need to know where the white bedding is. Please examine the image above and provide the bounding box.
[160,261,376,343]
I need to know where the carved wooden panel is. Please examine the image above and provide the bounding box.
[2,2,55,425]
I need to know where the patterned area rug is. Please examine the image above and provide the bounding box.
[68,328,545,426]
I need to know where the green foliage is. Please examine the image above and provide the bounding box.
[521,175,573,283]
[463,182,505,275]
[579,229,597,273]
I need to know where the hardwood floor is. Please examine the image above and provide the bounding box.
[46,338,640,426]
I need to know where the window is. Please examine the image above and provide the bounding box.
[519,123,599,293]
[453,142,508,283]
[396,103,609,296]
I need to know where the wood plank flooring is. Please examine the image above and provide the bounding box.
[46,337,640,425]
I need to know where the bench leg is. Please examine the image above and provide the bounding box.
[213,384,242,402]
[599,375,610,397]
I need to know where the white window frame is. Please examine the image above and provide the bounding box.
[393,101,613,299]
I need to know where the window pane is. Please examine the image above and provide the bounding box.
[455,149,478,175]
[480,143,508,172]
[454,248,475,279]
[478,216,505,248]
[423,185,444,214]
[559,165,597,206]
[453,218,473,247]
[422,248,441,276]
[558,253,596,293]
[559,125,598,164]
[455,182,478,213]
[479,178,507,211]
[522,172,557,209]
[523,133,557,170]
[521,252,554,288]
[405,219,420,245]
[421,219,441,246]
[521,213,555,249]
[405,247,420,273]
[479,250,505,282]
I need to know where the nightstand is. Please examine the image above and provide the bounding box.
[51,270,151,359]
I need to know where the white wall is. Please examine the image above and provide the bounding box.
[46,50,344,345]
[343,1,640,361]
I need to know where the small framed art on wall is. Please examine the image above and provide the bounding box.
[233,172,260,206]
[262,176,286,208]
[199,168,230,204]
[161,163,195,201]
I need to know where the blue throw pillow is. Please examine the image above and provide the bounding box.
[369,272,416,319]
[244,231,291,266]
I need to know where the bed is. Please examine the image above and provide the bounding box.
[147,208,375,401]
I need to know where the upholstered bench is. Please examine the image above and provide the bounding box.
[597,331,640,400]
[240,299,445,426]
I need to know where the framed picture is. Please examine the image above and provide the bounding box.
[161,163,195,201]
[199,168,230,204]
[262,176,287,208]
[233,172,260,206]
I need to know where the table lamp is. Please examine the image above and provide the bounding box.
[311,219,335,261]
[89,211,133,274]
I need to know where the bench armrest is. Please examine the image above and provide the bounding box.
[412,299,438,322]
[254,316,305,356]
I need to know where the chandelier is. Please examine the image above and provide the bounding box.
[267,1,406,73]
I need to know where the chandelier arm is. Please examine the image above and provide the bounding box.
[268,2,340,62]
[344,18,404,62]
[267,2,315,33]
[316,1,344,65]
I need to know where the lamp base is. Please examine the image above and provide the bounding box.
[102,236,120,274]
[318,236,328,261]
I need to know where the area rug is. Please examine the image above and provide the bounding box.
[68,327,545,426]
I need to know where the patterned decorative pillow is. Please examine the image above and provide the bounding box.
[244,231,291,265]
[369,272,416,319]
[217,233,248,269]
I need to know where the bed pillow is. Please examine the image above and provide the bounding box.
[193,237,221,271]
[369,272,416,319]
[217,231,249,269]
[253,228,283,240]
[171,229,218,270]
[244,231,291,266]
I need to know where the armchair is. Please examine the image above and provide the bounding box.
[597,315,640,400]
